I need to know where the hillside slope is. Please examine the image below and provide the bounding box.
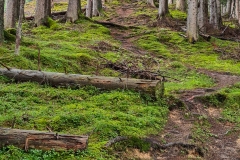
[0,0,240,159]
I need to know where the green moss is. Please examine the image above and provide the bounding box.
[0,81,169,159]
[169,9,187,20]
[52,2,68,12]
[47,17,62,30]
[4,30,16,42]
[6,28,17,35]
[112,137,151,152]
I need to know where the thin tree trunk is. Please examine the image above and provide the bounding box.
[93,0,102,16]
[15,0,25,55]
[216,0,222,25]
[35,0,51,26]
[187,0,198,43]
[0,0,4,45]
[168,0,173,4]
[176,0,186,11]
[0,128,88,151]
[159,0,169,17]
[198,0,208,33]
[0,68,163,97]
[230,0,235,18]
[4,0,20,29]
[226,0,231,16]
[235,0,240,23]
[147,0,156,7]
[66,0,81,22]
[86,0,93,18]
[209,0,221,29]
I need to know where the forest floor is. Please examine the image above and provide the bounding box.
[1,0,240,160]
[96,2,240,159]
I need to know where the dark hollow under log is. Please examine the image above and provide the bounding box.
[0,128,88,151]
[0,68,163,97]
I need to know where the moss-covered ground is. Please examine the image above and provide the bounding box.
[0,0,240,159]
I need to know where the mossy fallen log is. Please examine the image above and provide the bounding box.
[0,68,163,98]
[0,128,88,151]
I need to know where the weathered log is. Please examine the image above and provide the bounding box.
[0,128,88,151]
[0,68,163,97]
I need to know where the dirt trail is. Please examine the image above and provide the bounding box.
[102,2,240,160]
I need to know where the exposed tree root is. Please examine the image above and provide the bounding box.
[105,136,204,157]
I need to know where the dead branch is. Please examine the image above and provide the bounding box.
[0,62,11,70]
[105,136,128,147]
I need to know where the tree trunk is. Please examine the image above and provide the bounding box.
[93,0,102,16]
[235,0,240,24]
[158,0,169,17]
[66,0,81,22]
[230,0,235,18]
[4,0,20,29]
[225,0,231,16]
[176,0,186,11]
[216,0,222,25]
[35,0,51,26]
[0,0,4,45]
[15,0,25,55]
[0,68,163,97]
[86,0,93,18]
[168,0,173,4]
[198,0,208,33]
[187,0,198,43]
[0,128,88,151]
[147,0,156,7]
[209,0,221,29]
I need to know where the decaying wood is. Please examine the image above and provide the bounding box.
[105,61,162,80]
[0,128,88,151]
[0,68,163,97]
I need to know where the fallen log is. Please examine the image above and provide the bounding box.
[0,128,88,151]
[0,68,163,97]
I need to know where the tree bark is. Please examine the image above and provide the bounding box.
[0,68,163,97]
[4,0,20,29]
[225,0,231,17]
[93,0,102,16]
[168,0,173,4]
[86,0,93,18]
[198,0,208,33]
[0,0,4,45]
[209,0,222,29]
[66,0,81,22]
[235,0,240,24]
[187,0,198,43]
[176,0,186,11]
[15,0,25,55]
[158,0,169,17]
[0,128,88,151]
[147,0,156,7]
[35,0,51,26]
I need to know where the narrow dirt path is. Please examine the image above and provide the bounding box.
[101,2,240,159]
